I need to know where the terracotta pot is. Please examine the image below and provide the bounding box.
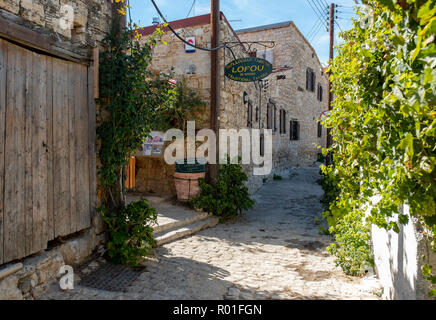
[173,172,205,202]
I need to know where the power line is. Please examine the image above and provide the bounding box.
[306,17,322,39]
[312,0,328,19]
[150,0,236,58]
[186,0,196,18]
[307,0,328,28]
[307,18,324,42]
[335,20,344,33]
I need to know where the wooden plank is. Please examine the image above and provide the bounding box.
[76,64,90,231]
[24,48,34,256]
[88,64,97,229]
[0,38,7,264]
[46,57,54,240]
[4,42,26,261]
[31,53,48,252]
[68,62,77,233]
[53,59,71,237]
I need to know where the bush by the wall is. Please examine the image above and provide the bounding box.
[100,199,157,266]
[190,158,255,221]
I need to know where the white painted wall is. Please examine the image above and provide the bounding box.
[369,201,435,300]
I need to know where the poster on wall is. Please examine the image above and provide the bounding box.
[137,131,165,156]
[185,37,196,53]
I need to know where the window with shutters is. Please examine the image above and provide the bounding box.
[317,122,322,137]
[247,102,253,128]
[306,68,315,92]
[317,83,323,101]
[290,120,300,141]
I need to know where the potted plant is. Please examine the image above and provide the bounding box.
[173,158,206,202]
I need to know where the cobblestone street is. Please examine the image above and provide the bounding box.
[39,166,381,300]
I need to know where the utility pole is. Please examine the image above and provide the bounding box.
[210,0,220,183]
[326,3,335,165]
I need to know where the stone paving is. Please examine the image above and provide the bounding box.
[38,166,381,300]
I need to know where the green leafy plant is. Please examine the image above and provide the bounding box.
[326,209,374,276]
[273,175,282,180]
[97,23,177,206]
[190,157,255,221]
[322,0,436,291]
[153,78,205,132]
[101,199,157,266]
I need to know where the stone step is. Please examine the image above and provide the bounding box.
[151,202,212,234]
[154,216,219,246]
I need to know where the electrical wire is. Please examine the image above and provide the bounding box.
[309,19,325,43]
[307,18,324,41]
[313,0,328,15]
[307,0,328,28]
[150,0,236,59]
[312,0,328,22]
[186,0,196,18]
[306,18,322,39]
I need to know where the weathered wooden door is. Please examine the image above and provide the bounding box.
[0,38,95,264]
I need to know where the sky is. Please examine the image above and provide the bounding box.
[129,0,361,65]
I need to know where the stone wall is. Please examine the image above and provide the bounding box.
[133,157,177,197]
[0,0,113,57]
[369,200,436,299]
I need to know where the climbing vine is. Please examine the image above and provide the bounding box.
[97,23,176,204]
[322,0,435,294]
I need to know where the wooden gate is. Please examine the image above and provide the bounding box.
[0,38,96,264]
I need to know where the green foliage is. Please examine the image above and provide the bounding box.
[153,78,205,132]
[190,158,255,221]
[101,199,157,266]
[323,0,436,288]
[326,209,374,276]
[97,23,177,194]
[273,175,282,180]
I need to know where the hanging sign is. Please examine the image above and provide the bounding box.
[185,37,196,53]
[225,57,272,82]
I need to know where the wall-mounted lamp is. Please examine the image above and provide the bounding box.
[243,91,248,105]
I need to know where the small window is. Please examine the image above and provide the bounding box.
[306,68,315,92]
[267,103,274,130]
[277,75,286,80]
[290,120,300,141]
[317,83,323,101]
[280,109,287,134]
[247,102,253,128]
[260,134,265,156]
[317,122,322,138]
[273,105,277,132]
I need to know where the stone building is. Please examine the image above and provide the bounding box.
[136,14,327,194]
[236,21,328,168]
[0,0,115,299]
